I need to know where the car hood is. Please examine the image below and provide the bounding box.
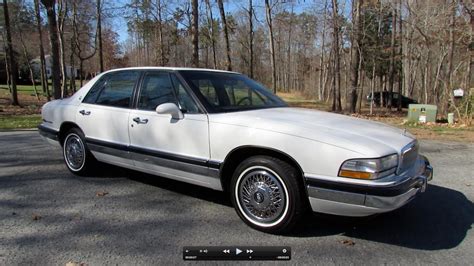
[208,107,415,156]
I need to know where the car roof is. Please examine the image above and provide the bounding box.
[102,67,240,75]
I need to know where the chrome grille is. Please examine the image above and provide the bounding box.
[398,141,419,174]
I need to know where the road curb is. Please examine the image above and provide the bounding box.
[0,128,38,132]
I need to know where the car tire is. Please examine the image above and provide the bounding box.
[230,156,307,234]
[62,128,96,176]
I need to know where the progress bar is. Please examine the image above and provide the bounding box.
[183,246,291,261]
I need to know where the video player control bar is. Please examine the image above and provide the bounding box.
[183,246,291,261]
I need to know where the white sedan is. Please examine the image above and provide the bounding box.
[39,67,433,233]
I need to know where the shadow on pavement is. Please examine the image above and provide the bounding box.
[293,184,474,251]
[94,163,232,207]
[102,163,473,251]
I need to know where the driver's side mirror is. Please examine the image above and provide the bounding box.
[156,103,184,120]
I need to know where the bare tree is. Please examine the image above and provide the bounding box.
[265,0,277,93]
[397,0,403,111]
[217,0,232,71]
[349,0,361,113]
[467,0,473,91]
[318,0,328,101]
[72,0,98,86]
[444,0,457,116]
[191,0,199,67]
[69,28,77,93]
[111,0,470,120]
[41,0,62,99]
[34,0,50,100]
[205,0,217,68]
[331,0,342,111]
[58,0,68,97]
[155,0,166,66]
[97,0,103,72]
[2,0,19,105]
[17,29,40,100]
[248,0,254,78]
[387,3,397,110]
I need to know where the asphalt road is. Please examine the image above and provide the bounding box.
[0,131,473,265]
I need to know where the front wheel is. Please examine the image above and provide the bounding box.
[62,128,96,176]
[230,156,307,233]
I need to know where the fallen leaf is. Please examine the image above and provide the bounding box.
[96,191,109,197]
[32,214,41,221]
[340,239,355,246]
[69,214,82,221]
[66,261,87,266]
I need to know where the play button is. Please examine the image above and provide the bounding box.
[236,248,242,255]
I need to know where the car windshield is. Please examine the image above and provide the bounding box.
[178,71,287,112]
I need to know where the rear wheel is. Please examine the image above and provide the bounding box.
[62,128,96,176]
[230,156,307,233]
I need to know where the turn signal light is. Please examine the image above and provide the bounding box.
[339,170,372,179]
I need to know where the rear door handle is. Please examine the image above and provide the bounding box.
[132,117,148,124]
[79,110,91,115]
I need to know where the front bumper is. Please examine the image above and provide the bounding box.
[305,155,433,217]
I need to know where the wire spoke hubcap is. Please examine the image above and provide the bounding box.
[65,134,85,170]
[239,169,286,224]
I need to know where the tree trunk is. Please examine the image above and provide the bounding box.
[444,0,456,117]
[379,75,384,107]
[79,60,84,87]
[423,49,431,104]
[41,0,62,100]
[205,0,217,69]
[4,51,11,93]
[34,0,50,100]
[331,0,342,111]
[157,0,165,66]
[191,0,199,67]
[349,0,361,113]
[58,0,68,98]
[248,0,254,78]
[265,0,277,93]
[397,0,403,111]
[469,1,474,89]
[370,63,376,115]
[72,0,97,86]
[69,18,77,93]
[319,0,328,101]
[433,50,448,106]
[2,0,19,105]
[217,0,232,71]
[286,4,293,91]
[387,4,397,110]
[97,0,103,72]
[18,30,40,100]
[357,66,365,113]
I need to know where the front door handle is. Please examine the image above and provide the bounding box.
[132,117,148,124]
[79,110,91,115]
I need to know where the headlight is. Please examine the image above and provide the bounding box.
[339,154,398,180]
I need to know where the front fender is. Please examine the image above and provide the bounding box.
[209,122,362,177]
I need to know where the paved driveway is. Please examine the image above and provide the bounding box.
[0,131,473,264]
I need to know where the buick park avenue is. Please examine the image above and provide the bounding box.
[38,67,433,233]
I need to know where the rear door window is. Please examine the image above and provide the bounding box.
[85,71,140,108]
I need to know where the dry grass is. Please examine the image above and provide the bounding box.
[0,89,46,129]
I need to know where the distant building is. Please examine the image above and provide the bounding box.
[30,55,79,79]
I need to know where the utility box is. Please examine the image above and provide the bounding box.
[407,104,437,123]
